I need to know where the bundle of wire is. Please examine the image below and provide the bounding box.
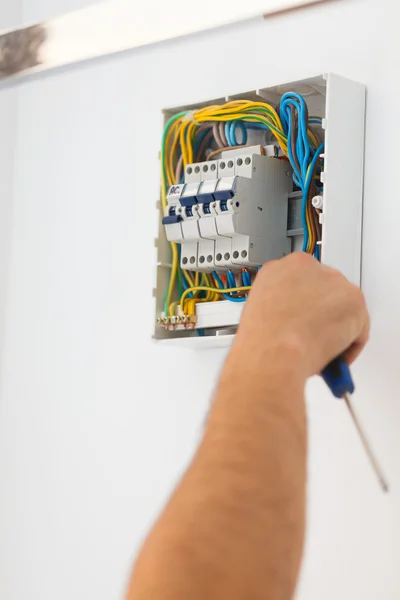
[161,96,324,319]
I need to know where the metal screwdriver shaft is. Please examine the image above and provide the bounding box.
[322,356,389,493]
[343,392,389,492]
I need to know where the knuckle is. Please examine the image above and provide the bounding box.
[261,258,278,272]
[257,260,278,281]
[324,264,345,280]
[351,285,367,310]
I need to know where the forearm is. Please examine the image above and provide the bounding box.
[127,339,307,600]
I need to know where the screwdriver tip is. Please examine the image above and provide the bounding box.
[343,393,389,494]
[380,479,389,494]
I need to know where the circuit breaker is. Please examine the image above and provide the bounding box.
[163,153,292,272]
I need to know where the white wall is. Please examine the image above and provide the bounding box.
[0,3,21,365]
[23,0,98,23]
[0,1,24,590]
[0,0,399,599]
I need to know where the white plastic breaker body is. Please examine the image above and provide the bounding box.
[162,153,293,272]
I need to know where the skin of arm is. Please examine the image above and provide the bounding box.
[126,252,370,600]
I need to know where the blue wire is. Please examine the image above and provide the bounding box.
[225,122,233,146]
[304,144,325,191]
[280,93,311,182]
[177,127,209,183]
[228,122,236,146]
[226,270,236,290]
[224,121,248,147]
[212,271,247,303]
[242,271,251,286]
[229,122,237,146]
[182,272,194,298]
[280,100,303,186]
[279,92,324,253]
[233,121,247,145]
[193,128,211,156]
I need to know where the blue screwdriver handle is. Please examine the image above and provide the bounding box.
[321,355,355,399]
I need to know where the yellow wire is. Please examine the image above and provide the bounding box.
[193,113,288,156]
[165,101,290,182]
[182,269,195,288]
[200,274,210,300]
[179,120,191,167]
[185,296,214,317]
[165,243,179,312]
[193,101,286,144]
[160,156,168,212]
[161,151,179,312]
[305,163,315,253]
[167,121,182,184]
[164,121,176,183]
[207,274,220,301]
[304,164,312,253]
[307,128,319,149]
[187,122,197,165]
[181,285,251,313]
[165,100,289,187]
[201,274,216,301]
[195,111,282,131]
[168,301,179,316]
[186,298,202,316]
[195,101,282,128]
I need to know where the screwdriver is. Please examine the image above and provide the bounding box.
[322,356,389,492]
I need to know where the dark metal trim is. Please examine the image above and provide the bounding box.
[0,25,46,79]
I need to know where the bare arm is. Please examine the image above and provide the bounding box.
[127,253,369,600]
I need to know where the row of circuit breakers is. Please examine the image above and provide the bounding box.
[162,151,294,271]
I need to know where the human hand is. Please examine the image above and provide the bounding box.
[235,252,370,379]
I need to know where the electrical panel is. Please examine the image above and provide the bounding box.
[153,74,366,345]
